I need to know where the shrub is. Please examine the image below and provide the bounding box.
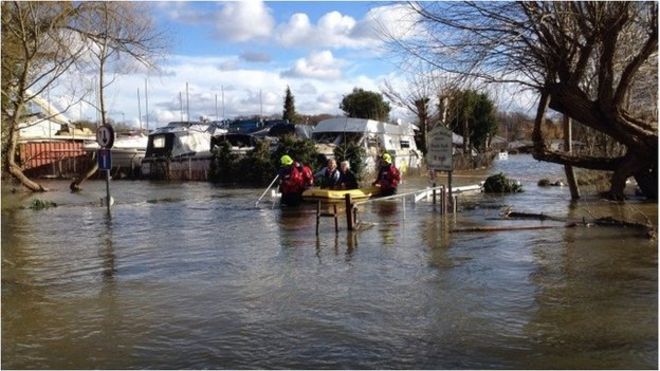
[484,173,523,193]
[209,141,239,183]
[271,134,319,170]
[28,199,57,210]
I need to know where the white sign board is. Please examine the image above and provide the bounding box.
[426,125,453,171]
[96,125,115,148]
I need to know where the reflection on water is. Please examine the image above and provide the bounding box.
[2,155,657,369]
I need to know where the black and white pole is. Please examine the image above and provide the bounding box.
[96,124,115,215]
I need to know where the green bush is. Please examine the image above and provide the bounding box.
[208,135,319,186]
[238,140,277,185]
[209,141,239,183]
[271,135,319,169]
[28,199,57,210]
[484,173,523,193]
[333,142,367,181]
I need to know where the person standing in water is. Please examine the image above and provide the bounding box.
[372,153,400,196]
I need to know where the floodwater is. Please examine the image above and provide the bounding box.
[2,155,657,369]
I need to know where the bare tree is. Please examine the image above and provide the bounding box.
[68,2,165,191]
[388,2,657,200]
[1,1,85,191]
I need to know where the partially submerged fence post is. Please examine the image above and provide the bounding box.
[345,194,354,231]
[432,182,437,204]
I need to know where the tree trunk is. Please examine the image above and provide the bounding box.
[70,152,98,192]
[6,126,47,192]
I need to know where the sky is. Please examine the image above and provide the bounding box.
[53,1,534,129]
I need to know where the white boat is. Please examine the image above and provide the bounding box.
[497,150,509,160]
[83,133,148,172]
[141,121,227,180]
[312,117,423,174]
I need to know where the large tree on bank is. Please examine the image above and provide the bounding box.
[340,88,391,122]
[1,1,163,192]
[1,2,83,191]
[391,2,657,200]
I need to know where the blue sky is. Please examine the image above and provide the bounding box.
[57,1,426,128]
[57,1,531,129]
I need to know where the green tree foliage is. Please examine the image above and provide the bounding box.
[340,88,391,122]
[208,141,239,183]
[271,135,319,170]
[237,141,276,185]
[447,90,498,152]
[282,86,298,123]
[209,136,320,186]
[333,142,367,181]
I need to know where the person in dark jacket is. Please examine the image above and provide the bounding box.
[337,160,358,189]
[372,153,400,196]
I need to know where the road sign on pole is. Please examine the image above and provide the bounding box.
[96,124,115,148]
[98,148,112,170]
[426,125,453,171]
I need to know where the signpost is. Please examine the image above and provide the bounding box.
[427,125,454,212]
[96,124,115,215]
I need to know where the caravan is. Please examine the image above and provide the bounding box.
[312,117,423,174]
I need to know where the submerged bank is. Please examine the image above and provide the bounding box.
[2,155,657,369]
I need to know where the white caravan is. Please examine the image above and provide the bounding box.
[312,117,423,174]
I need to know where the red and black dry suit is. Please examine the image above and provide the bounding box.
[278,162,313,205]
[373,163,400,196]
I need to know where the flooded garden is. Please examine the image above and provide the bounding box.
[2,154,657,369]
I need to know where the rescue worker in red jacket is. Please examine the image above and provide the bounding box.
[372,153,400,197]
[278,155,313,205]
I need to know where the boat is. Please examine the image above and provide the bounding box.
[210,132,258,156]
[312,117,423,174]
[141,121,227,180]
[497,150,509,160]
[302,186,381,201]
[83,132,148,174]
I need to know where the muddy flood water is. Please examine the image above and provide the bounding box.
[2,154,657,369]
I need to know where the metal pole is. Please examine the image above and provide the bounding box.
[255,174,280,206]
[221,85,225,119]
[137,88,142,130]
[432,181,437,204]
[186,82,190,121]
[448,171,453,213]
[105,169,111,215]
[179,92,183,122]
[215,94,219,121]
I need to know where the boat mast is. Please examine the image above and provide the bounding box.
[179,92,184,122]
[137,88,142,131]
[144,78,149,132]
[221,85,225,119]
[215,93,219,121]
[186,82,190,122]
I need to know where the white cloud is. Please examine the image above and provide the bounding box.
[213,1,274,42]
[352,4,421,41]
[281,50,344,80]
[275,5,420,50]
[53,54,407,128]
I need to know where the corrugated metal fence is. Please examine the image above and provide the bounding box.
[18,141,92,178]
